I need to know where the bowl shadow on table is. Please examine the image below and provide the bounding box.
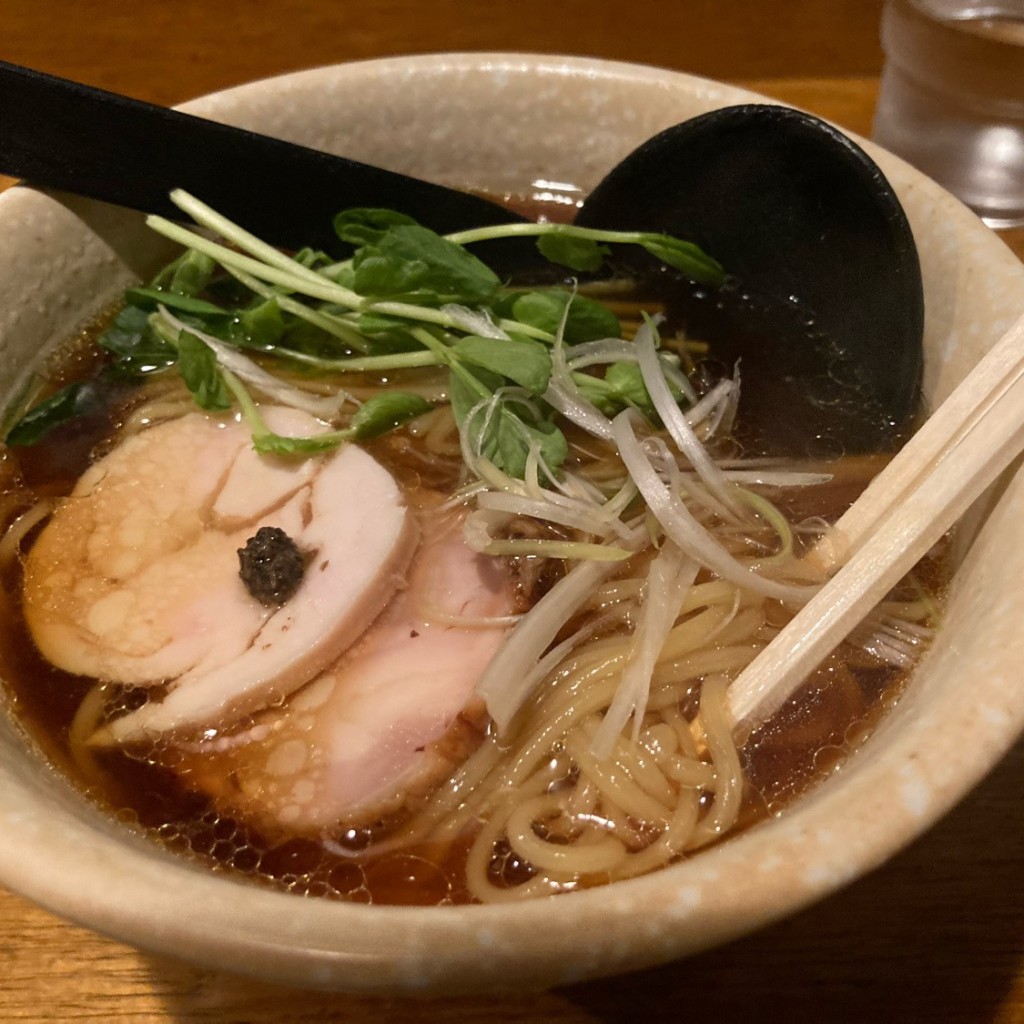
[141,735,1024,1024]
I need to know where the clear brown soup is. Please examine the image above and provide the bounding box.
[0,212,945,906]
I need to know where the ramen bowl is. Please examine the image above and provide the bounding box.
[0,54,1022,995]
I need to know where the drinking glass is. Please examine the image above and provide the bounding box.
[873,0,1024,229]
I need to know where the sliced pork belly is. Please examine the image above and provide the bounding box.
[23,408,416,737]
[179,505,517,832]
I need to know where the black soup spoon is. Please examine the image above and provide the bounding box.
[0,61,923,454]
[577,105,925,455]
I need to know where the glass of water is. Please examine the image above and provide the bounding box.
[873,0,1024,229]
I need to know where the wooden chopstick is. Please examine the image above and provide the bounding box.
[809,313,1024,573]
[727,312,1024,732]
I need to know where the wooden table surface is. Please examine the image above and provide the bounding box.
[1,3,1023,1021]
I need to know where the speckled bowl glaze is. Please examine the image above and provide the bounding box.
[1,54,1023,995]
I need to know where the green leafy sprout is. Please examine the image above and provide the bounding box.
[5,190,724,480]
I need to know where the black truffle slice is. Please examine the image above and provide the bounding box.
[238,526,305,605]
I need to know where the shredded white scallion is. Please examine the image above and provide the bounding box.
[722,469,834,487]
[475,524,648,732]
[686,378,735,429]
[475,491,626,538]
[464,509,630,561]
[634,319,742,515]
[156,308,351,420]
[439,304,511,340]
[543,381,616,441]
[565,338,646,370]
[589,542,699,760]
[544,293,617,441]
[613,409,818,604]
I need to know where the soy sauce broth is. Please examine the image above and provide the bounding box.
[0,195,945,906]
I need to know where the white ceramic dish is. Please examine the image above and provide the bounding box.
[0,53,1023,995]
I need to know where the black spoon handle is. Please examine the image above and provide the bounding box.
[0,61,528,258]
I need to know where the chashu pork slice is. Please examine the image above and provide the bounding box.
[180,503,517,832]
[23,407,416,739]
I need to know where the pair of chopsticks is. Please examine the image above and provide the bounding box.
[727,311,1024,732]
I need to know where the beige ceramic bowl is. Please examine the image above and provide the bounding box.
[1,54,1023,996]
